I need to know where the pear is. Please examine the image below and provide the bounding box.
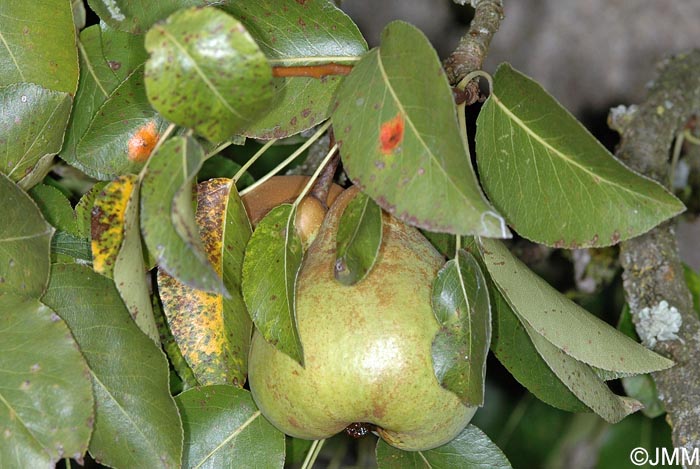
[247,184,476,451]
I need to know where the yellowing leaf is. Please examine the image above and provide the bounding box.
[158,178,253,386]
[91,175,136,277]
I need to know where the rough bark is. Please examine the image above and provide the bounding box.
[615,50,700,462]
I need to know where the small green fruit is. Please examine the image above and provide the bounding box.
[248,186,476,451]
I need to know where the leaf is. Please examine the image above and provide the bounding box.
[91,175,135,277]
[51,231,93,262]
[478,237,673,374]
[0,83,72,184]
[0,294,93,467]
[522,321,642,423]
[334,191,382,285]
[332,21,508,237]
[0,173,53,297]
[430,250,491,406]
[145,7,273,142]
[242,204,304,365]
[491,287,588,412]
[597,414,675,469]
[60,24,165,180]
[375,424,511,469]
[0,0,78,93]
[176,385,285,469]
[17,153,55,191]
[158,178,253,386]
[87,0,219,34]
[43,263,183,469]
[112,175,160,342]
[617,305,665,418]
[683,263,700,316]
[75,182,109,238]
[475,63,684,248]
[223,0,367,139]
[198,155,254,189]
[141,136,226,294]
[29,184,79,235]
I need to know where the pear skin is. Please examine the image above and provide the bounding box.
[248,186,476,451]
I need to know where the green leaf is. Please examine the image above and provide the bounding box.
[198,155,254,189]
[332,21,508,237]
[223,0,367,139]
[617,305,665,418]
[430,250,491,407]
[0,294,93,467]
[43,263,183,469]
[158,178,253,386]
[0,173,53,297]
[242,204,304,365]
[597,415,676,469]
[29,184,79,235]
[113,175,160,342]
[491,287,588,412]
[60,25,164,180]
[145,7,273,142]
[335,191,382,285]
[0,0,78,93]
[479,237,673,374]
[683,264,700,316]
[141,136,226,294]
[87,0,218,34]
[475,63,684,248]
[522,321,642,423]
[0,83,71,184]
[51,231,92,262]
[375,424,511,469]
[176,385,285,469]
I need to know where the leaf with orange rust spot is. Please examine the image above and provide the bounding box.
[332,21,509,237]
[91,175,137,277]
[158,178,253,386]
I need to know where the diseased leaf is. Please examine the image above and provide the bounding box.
[0,84,71,184]
[522,320,641,423]
[91,175,135,277]
[88,0,219,34]
[0,294,93,468]
[335,191,382,285]
[145,7,273,142]
[491,286,588,412]
[112,175,159,342]
[60,25,164,180]
[475,63,684,247]
[431,250,491,407]
[479,237,673,374]
[332,21,508,237]
[43,264,183,469]
[76,182,108,238]
[176,385,285,469]
[376,424,511,469]
[29,184,78,235]
[141,136,226,294]
[0,173,53,297]
[158,178,253,386]
[242,204,304,365]
[0,1,78,93]
[223,0,368,138]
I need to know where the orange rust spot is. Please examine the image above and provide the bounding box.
[379,113,404,154]
[128,121,159,162]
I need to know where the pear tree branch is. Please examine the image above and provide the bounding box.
[613,50,700,458]
[444,0,504,104]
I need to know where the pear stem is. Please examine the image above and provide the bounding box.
[293,143,339,209]
[301,438,326,469]
[240,120,332,197]
[232,139,277,184]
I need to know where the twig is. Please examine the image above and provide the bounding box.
[614,50,700,459]
[443,0,504,104]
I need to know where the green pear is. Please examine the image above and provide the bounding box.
[248,186,476,451]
